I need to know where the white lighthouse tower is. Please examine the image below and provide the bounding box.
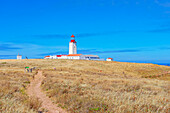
[69,34,77,54]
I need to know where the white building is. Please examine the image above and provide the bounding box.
[106,58,113,61]
[17,53,22,60]
[44,54,100,60]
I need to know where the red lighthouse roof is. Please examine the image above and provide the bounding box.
[107,58,113,59]
[71,34,75,38]
[70,34,76,43]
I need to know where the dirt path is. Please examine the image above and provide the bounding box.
[27,71,67,113]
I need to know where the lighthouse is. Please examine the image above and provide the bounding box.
[69,34,77,54]
[44,34,102,60]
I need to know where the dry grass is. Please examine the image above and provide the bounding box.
[0,59,170,113]
[0,60,41,113]
[28,96,42,110]
[40,59,169,113]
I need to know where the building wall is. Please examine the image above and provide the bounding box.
[69,42,74,54]
[106,59,113,61]
[58,56,68,59]
[80,55,86,60]
[53,55,57,59]
[45,55,57,59]
[73,43,77,54]
[80,55,100,60]
[17,56,22,59]
[49,56,55,59]
[69,42,77,54]
[67,56,80,59]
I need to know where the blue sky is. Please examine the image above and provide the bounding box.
[0,0,170,63]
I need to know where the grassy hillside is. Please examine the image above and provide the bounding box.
[0,60,41,113]
[0,59,170,113]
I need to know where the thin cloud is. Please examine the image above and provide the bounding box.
[0,55,16,57]
[160,23,170,27]
[76,31,124,37]
[30,46,170,57]
[87,49,142,54]
[0,55,16,59]
[34,34,68,39]
[38,51,68,56]
[155,0,170,7]
[159,47,170,50]
[38,48,142,56]
[77,49,97,53]
[148,28,170,33]
[0,44,22,51]
[34,31,126,39]
[165,11,170,14]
